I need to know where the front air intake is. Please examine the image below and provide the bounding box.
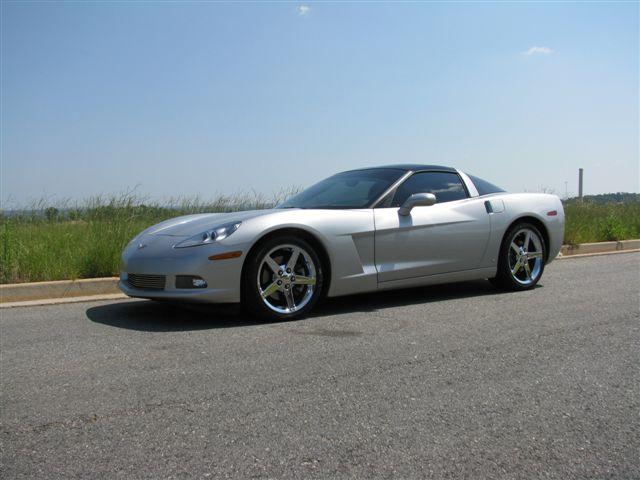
[126,273,166,291]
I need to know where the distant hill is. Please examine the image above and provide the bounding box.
[564,192,640,204]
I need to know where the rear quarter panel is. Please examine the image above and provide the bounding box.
[482,193,564,266]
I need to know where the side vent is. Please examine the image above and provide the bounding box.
[485,199,505,214]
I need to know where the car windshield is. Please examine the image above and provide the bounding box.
[278,168,406,209]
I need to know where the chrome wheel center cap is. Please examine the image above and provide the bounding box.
[275,268,294,287]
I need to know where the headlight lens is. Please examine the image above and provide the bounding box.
[174,221,241,249]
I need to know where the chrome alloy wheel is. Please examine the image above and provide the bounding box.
[257,244,317,314]
[508,228,544,286]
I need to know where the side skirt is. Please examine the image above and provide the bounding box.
[376,267,497,292]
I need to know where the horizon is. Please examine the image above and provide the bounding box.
[3,190,639,215]
[1,2,638,206]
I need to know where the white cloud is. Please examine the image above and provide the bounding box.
[298,5,310,16]
[523,46,554,56]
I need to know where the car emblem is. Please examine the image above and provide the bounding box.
[137,243,147,250]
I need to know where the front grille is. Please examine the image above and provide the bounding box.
[126,273,166,291]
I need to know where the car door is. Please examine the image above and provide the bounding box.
[374,171,491,283]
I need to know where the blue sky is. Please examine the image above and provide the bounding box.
[1,1,638,206]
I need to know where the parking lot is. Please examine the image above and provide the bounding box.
[2,253,639,479]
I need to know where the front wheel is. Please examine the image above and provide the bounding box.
[490,222,546,291]
[242,236,324,321]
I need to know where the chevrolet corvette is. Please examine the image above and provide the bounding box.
[119,165,565,320]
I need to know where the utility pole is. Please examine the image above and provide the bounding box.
[578,168,584,202]
[565,181,568,199]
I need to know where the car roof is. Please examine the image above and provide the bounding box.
[348,164,457,173]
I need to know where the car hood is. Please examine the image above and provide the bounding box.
[146,209,278,237]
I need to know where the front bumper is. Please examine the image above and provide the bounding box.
[118,234,248,303]
[118,279,238,303]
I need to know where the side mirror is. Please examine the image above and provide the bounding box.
[398,193,436,216]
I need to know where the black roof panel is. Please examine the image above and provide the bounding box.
[343,164,456,173]
[373,164,456,172]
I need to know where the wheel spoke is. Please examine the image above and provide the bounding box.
[260,281,280,299]
[511,259,522,275]
[264,255,281,274]
[528,251,543,259]
[292,275,316,286]
[286,247,300,270]
[523,231,531,250]
[523,262,532,280]
[283,288,296,310]
[510,242,520,254]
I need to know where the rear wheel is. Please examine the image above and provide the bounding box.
[242,236,324,321]
[490,222,546,291]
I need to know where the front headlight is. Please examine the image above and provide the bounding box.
[173,221,242,249]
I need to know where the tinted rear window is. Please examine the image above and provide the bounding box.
[467,174,505,196]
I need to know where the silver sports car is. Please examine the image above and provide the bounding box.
[119,165,564,320]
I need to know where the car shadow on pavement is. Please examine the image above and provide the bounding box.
[86,301,253,332]
[316,279,502,316]
[86,279,513,332]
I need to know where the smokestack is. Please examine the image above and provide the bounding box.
[578,168,584,202]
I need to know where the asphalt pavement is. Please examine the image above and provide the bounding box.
[1,253,639,479]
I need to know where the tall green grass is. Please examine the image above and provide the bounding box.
[1,194,638,284]
[1,190,296,284]
[563,201,640,245]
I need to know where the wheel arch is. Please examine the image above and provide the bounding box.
[240,227,332,299]
[505,215,551,261]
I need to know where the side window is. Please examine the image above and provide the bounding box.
[391,172,467,206]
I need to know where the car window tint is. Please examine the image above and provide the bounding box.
[392,172,467,206]
[467,174,505,196]
[301,178,381,207]
[278,168,406,209]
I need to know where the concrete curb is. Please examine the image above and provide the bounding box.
[1,240,638,306]
[1,277,120,304]
[555,248,640,260]
[560,239,640,256]
[0,293,128,309]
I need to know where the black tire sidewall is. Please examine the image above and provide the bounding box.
[242,236,324,321]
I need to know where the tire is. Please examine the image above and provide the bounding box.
[242,235,324,321]
[490,222,546,291]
